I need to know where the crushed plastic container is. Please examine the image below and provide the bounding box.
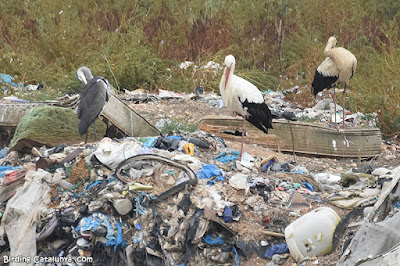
[313,173,341,184]
[284,207,340,262]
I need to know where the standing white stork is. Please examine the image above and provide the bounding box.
[311,36,357,128]
[76,66,111,143]
[220,55,273,159]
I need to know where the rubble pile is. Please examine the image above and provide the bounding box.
[119,87,378,131]
[265,88,378,128]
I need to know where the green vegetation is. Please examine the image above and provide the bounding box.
[156,118,198,135]
[10,105,106,150]
[297,116,320,123]
[1,0,400,136]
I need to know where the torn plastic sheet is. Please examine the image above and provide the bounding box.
[197,164,225,185]
[93,140,142,169]
[214,151,240,163]
[75,212,127,251]
[0,172,50,260]
[142,137,158,147]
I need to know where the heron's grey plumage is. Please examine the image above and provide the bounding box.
[76,66,110,142]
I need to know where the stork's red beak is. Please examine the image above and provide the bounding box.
[224,67,231,89]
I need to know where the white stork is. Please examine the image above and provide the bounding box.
[220,55,273,159]
[311,36,357,128]
[76,66,111,143]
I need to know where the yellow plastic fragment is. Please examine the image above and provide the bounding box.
[129,183,153,191]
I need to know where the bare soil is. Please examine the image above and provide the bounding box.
[128,98,399,172]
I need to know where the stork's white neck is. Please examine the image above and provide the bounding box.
[324,37,337,55]
[223,63,235,90]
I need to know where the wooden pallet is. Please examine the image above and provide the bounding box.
[198,115,382,158]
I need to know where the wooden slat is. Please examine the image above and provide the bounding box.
[101,94,160,137]
[198,115,382,158]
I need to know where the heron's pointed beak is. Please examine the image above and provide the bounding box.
[224,67,231,89]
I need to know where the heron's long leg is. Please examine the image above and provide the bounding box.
[85,133,88,144]
[93,121,97,141]
[104,118,110,137]
[240,117,246,160]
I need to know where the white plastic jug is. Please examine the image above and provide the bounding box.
[284,207,341,262]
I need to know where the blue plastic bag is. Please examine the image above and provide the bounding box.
[204,235,223,245]
[197,164,225,185]
[214,151,240,164]
[302,181,314,192]
[76,213,127,251]
[222,206,233,223]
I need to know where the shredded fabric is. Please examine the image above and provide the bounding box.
[0,166,20,179]
[264,243,289,258]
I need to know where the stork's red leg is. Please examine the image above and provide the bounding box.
[342,85,347,129]
[239,117,246,160]
[333,87,338,129]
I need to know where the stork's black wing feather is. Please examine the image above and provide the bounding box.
[241,99,273,134]
[311,69,338,96]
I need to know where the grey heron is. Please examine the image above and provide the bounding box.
[76,66,110,143]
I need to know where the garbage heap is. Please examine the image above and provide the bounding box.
[0,131,399,265]
[121,87,379,129]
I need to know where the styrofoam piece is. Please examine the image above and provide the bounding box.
[313,173,341,184]
[229,173,249,191]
